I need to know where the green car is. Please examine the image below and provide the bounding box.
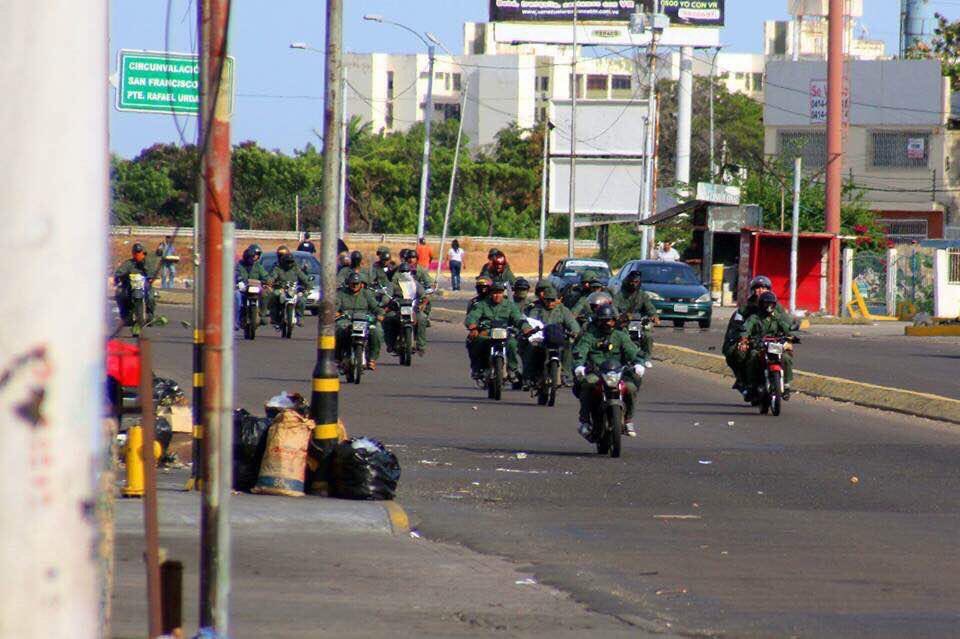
[611,260,713,328]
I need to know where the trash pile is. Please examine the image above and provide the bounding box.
[232,392,400,500]
[153,376,187,407]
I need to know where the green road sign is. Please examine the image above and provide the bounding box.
[116,49,235,115]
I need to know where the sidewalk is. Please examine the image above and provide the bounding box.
[112,470,642,638]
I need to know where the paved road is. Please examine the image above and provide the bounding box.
[147,307,960,637]
[433,298,960,400]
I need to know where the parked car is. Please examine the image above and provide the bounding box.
[259,250,323,315]
[610,260,712,328]
[546,258,612,296]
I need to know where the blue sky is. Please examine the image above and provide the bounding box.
[110,1,953,158]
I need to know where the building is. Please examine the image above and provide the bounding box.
[764,59,957,241]
[764,0,887,61]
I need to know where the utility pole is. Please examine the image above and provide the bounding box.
[0,4,104,637]
[825,0,844,315]
[676,45,693,194]
[568,3,579,258]
[309,0,344,480]
[640,1,664,259]
[538,117,552,281]
[338,70,348,238]
[435,79,469,290]
[198,0,233,632]
[187,202,203,492]
[789,157,802,313]
[708,46,721,179]
[417,45,436,239]
[295,193,300,234]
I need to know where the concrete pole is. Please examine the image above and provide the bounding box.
[199,0,232,630]
[789,157,802,313]
[417,47,436,239]
[538,117,551,281]
[676,46,693,193]
[0,4,105,636]
[886,247,899,316]
[309,0,344,464]
[568,4,579,258]
[709,47,720,179]
[825,0,844,315]
[187,203,204,492]
[435,80,469,290]
[338,70,348,238]
[842,246,854,317]
[641,30,660,259]
[295,194,300,233]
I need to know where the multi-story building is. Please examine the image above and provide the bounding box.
[764,59,957,240]
[764,0,886,61]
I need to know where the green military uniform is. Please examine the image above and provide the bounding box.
[266,260,313,323]
[115,256,160,322]
[383,275,425,353]
[336,287,383,361]
[614,288,657,359]
[739,311,796,387]
[392,267,432,351]
[235,258,271,325]
[523,296,580,381]
[570,289,616,326]
[464,297,528,376]
[336,266,370,289]
[723,297,792,387]
[563,269,599,310]
[366,261,392,289]
[479,263,516,287]
[572,323,643,425]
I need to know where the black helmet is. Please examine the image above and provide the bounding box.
[350,250,363,268]
[277,245,294,266]
[490,282,506,293]
[131,242,145,255]
[250,243,262,256]
[513,277,530,291]
[487,248,500,260]
[346,272,362,286]
[397,263,412,274]
[758,291,778,313]
[595,304,617,322]
[750,275,773,291]
[242,246,258,262]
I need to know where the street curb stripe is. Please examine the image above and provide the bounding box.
[318,335,336,349]
[656,343,960,425]
[312,423,339,440]
[383,502,410,534]
[312,378,340,393]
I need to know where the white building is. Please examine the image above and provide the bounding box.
[764,0,886,61]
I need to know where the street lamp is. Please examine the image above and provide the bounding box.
[364,14,436,239]
[290,40,349,239]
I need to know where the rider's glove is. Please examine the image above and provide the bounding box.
[633,364,646,377]
[237,281,246,291]
[574,365,586,378]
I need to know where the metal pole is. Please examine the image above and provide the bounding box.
[138,338,163,638]
[295,193,300,234]
[309,0,343,477]
[538,116,550,281]
[417,46,436,238]
[825,0,844,315]
[789,157,802,313]
[0,7,105,636]
[435,80,469,290]
[568,4,578,258]
[215,223,235,634]
[199,0,232,629]
[641,17,660,259]
[709,47,719,179]
[187,202,204,492]
[676,45,693,193]
[338,69,348,238]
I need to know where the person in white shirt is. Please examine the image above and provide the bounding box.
[658,241,680,262]
[448,239,465,290]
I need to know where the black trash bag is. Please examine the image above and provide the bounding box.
[153,376,185,407]
[330,437,401,501]
[154,416,173,455]
[232,408,273,492]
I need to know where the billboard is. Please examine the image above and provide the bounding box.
[549,159,645,216]
[490,0,724,27]
[549,99,648,157]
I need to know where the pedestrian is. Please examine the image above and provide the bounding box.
[416,236,434,270]
[448,239,465,291]
[658,241,680,262]
[156,235,177,289]
[298,231,317,254]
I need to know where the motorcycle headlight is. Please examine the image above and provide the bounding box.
[696,293,712,303]
[602,371,622,388]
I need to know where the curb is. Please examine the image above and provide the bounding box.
[655,343,960,425]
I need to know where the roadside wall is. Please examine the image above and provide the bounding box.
[109,227,600,282]
[933,249,960,317]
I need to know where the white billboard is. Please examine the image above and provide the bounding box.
[491,22,721,48]
[549,158,645,216]
[550,99,648,157]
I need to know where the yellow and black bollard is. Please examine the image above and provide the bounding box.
[308,333,340,495]
[185,328,204,491]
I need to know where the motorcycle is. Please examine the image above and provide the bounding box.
[386,279,427,367]
[527,323,567,407]
[579,360,643,458]
[479,320,513,401]
[124,272,154,337]
[750,336,797,416]
[339,313,373,384]
[239,279,263,341]
[276,281,303,339]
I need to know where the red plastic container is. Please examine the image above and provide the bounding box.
[106,339,141,387]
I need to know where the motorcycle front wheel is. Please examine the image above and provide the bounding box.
[607,404,623,458]
[400,325,414,367]
[769,371,782,416]
[352,343,364,385]
[244,304,257,340]
[489,356,503,401]
[282,307,294,339]
[547,360,560,407]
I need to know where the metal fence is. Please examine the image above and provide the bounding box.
[894,246,935,314]
[851,251,888,314]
